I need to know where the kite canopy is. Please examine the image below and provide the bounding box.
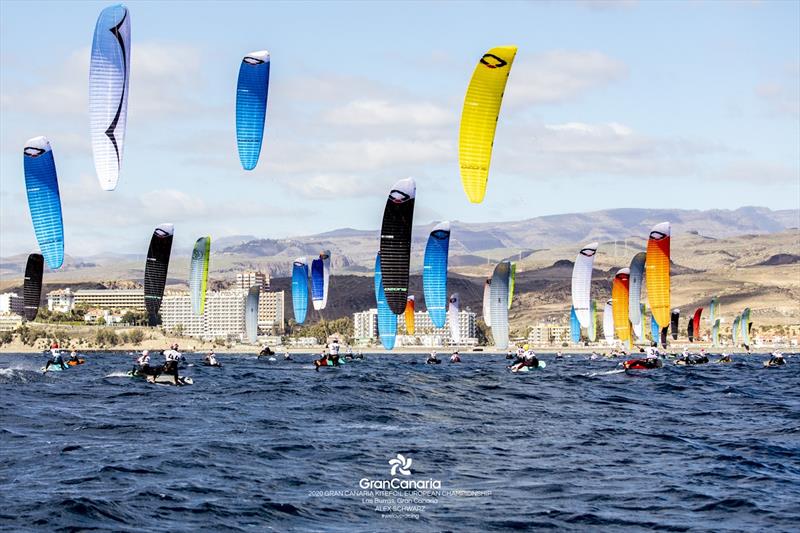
[89,4,131,190]
[448,293,461,344]
[490,261,511,350]
[603,300,614,344]
[423,221,450,328]
[374,253,397,350]
[459,45,517,203]
[189,237,211,315]
[482,278,492,328]
[611,268,631,343]
[23,136,64,270]
[404,296,415,335]
[245,286,260,343]
[379,178,416,314]
[571,242,598,329]
[570,306,581,344]
[144,224,174,326]
[236,50,270,170]
[291,258,309,324]
[628,252,646,327]
[311,250,331,311]
[23,254,44,322]
[646,222,671,328]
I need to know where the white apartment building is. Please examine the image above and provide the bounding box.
[47,288,75,313]
[353,308,477,346]
[161,290,247,340]
[528,323,571,346]
[353,309,378,340]
[236,271,270,291]
[0,293,24,316]
[258,291,285,334]
[0,313,23,331]
[73,289,145,310]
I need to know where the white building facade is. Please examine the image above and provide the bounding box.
[73,289,145,310]
[353,308,477,346]
[236,271,270,291]
[353,309,379,341]
[528,323,571,346]
[258,291,285,334]
[0,293,24,316]
[47,288,75,313]
[161,290,247,340]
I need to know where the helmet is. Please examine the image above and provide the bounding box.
[142,350,149,356]
[523,344,530,351]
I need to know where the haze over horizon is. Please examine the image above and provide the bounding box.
[1,1,798,258]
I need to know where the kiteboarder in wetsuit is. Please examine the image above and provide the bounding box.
[133,350,158,377]
[426,351,440,364]
[204,350,220,366]
[44,346,67,371]
[511,351,539,371]
[767,351,785,366]
[162,347,182,385]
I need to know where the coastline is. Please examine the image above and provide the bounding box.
[1,345,788,356]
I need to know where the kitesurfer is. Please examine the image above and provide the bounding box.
[259,345,273,357]
[283,352,292,361]
[67,350,83,365]
[43,345,66,372]
[204,350,220,367]
[313,351,328,371]
[329,340,341,365]
[133,350,158,377]
[162,347,182,385]
[450,351,461,363]
[355,351,364,360]
[767,351,785,366]
[505,349,514,360]
[511,351,539,372]
[717,352,732,363]
[426,351,440,364]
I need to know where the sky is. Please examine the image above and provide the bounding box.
[1,0,798,259]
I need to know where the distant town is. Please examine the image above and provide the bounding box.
[1,269,797,352]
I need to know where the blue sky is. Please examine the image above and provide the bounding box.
[1,0,798,257]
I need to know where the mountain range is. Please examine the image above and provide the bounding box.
[1,206,797,330]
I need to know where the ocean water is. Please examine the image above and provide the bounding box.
[1,352,798,532]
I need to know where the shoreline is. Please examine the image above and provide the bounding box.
[1,346,789,356]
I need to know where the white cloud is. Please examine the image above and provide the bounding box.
[756,83,799,118]
[505,50,628,107]
[713,161,799,184]
[495,120,721,178]
[268,138,453,176]
[575,0,638,10]
[324,100,454,127]
[0,42,206,121]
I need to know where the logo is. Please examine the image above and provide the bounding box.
[389,454,412,476]
[480,53,508,69]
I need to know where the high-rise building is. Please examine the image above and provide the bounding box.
[236,271,270,291]
[258,291,285,334]
[0,293,24,316]
[73,289,145,310]
[352,308,477,345]
[46,288,75,313]
[527,323,570,345]
[353,309,379,340]
[161,290,247,340]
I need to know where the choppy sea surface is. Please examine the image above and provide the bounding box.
[1,351,798,532]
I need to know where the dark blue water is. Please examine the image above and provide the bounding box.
[1,352,798,532]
